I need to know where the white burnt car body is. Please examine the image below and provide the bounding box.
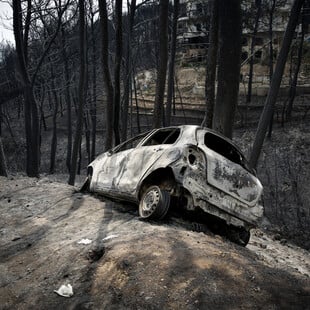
[85,125,263,245]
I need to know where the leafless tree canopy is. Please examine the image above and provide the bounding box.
[0,0,308,180]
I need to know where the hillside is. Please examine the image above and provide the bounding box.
[1,61,310,255]
[0,176,309,309]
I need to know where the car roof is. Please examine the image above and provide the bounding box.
[153,125,245,154]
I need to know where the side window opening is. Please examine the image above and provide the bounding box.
[204,133,244,167]
[113,132,149,153]
[143,128,180,146]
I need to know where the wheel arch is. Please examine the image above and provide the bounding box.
[137,167,178,200]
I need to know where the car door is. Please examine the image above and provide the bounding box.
[96,132,150,192]
[97,150,130,190]
[115,128,181,196]
[114,144,168,195]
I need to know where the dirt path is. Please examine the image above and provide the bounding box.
[0,176,309,309]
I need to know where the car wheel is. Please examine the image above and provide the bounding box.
[139,186,170,220]
[227,226,251,246]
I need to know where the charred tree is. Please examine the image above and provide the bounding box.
[249,0,305,169]
[90,0,97,160]
[69,0,86,185]
[202,0,219,128]
[61,26,73,173]
[166,0,179,127]
[13,0,40,177]
[49,66,59,174]
[122,0,137,141]
[0,137,8,177]
[286,7,306,121]
[113,0,123,145]
[13,0,69,177]
[99,0,114,150]
[0,103,2,136]
[153,0,169,128]
[267,0,276,138]
[212,0,242,138]
[246,0,262,105]
[84,111,91,164]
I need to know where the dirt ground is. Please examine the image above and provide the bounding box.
[0,176,309,310]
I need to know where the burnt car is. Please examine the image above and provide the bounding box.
[83,125,263,245]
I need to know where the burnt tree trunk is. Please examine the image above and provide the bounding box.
[249,0,305,169]
[133,71,141,133]
[49,65,59,174]
[153,0,169,128]
[99,0,114,150]
[61,26,73,172]
[0,137,8,177]
[68,0,86,185]
[267,0,276,138]
[246,0,262,105]
[286,11,305,121]
[83,111,91,164]
[90,0,97,160]
[13,0,40,177]
[0,104,2,136]
[122,0,136,141]
[166,0,179,127]
[113,0,123,145]
[202,0,219,128]
[212,0,242,138]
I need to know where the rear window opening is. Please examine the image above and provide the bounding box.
[204,133,245,167]
[143,128,180,146]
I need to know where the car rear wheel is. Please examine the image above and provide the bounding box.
[139,186,170,220]
[227,226,251,246]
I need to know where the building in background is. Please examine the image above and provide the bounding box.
[177,0,209,64]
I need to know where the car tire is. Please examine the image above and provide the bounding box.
[139,186,170,220]
[227,226,251,246]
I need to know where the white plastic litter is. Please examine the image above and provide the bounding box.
[54,284,74,297]
[102,234,118,241]
[77,238,92,245]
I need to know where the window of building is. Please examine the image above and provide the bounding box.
[241,51,248,61]
[195,23,202,32]
[255,50,262,59]
[254,37,263,46]
[241,37,248,46]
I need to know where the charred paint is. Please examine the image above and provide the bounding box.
[86,125,264,229]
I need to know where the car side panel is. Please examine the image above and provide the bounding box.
[204,148,263,206]
[115,145,172,196]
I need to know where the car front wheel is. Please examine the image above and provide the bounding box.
[139,186,170,220]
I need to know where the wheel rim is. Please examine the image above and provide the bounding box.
[140,187,161,218]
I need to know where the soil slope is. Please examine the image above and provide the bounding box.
[0,177,309,309]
